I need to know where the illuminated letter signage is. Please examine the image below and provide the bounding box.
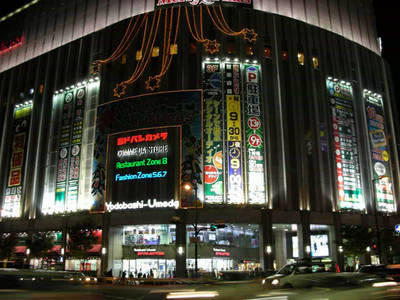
[106,126,181,211]
[155,0,252,8]
[0,35,24,57]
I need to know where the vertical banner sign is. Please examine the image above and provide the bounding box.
[66,88,86,211]
[364,92,395,212]
[326,79,364,210]
[2,103,32,218]
[203,62,224,204]
[225,63,244,204]
[244,64,265,205]
[55,87,86,212]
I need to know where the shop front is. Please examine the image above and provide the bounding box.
[108,224,176,278]
[186,224,260,275]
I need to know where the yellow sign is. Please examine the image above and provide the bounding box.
[382,150,389,162]
[227,95,241,141]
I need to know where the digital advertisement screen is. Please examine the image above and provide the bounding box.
[311,234,330,257]
[106,126,181,210]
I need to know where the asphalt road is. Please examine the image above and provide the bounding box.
[0,280,262,300]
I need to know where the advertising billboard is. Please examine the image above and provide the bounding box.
[92,90,202,212]
[203,62,224,204]
[2,102,32,218]
[364,91,395,213]
[244,64,265,205]
[105,126,181,211]
[55,87,86,212]
[326,79,364,211]
[225,63,244,204]
[310,234,330,257]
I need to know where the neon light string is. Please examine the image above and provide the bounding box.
[185,6,205,42]
[124,9,161,85]
[160,6,181,76]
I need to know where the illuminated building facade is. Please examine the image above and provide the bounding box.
[0,0,399,276]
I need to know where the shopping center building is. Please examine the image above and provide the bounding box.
[0,0,400,277]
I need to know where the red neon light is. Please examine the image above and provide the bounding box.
[336,264,341,273]
[117,132,168,146]
[0,36,24,56]
[214,252,230,257]
[137,251,165,256]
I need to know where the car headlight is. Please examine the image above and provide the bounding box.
[261,279,266,285]
[85,277,91,282]
[271,279,280,285]
[372,281,398,288]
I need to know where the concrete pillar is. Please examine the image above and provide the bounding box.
[175,210,187,278]
[261,209,274,271]
[300,211,311,260]
[333,212,344,271]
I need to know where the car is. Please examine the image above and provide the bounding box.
[261,261,338,289]
[258,273,399,300]
[358,264,400,282]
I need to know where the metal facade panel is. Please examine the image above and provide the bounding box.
[339,0,352,41]
[61,1,76,45]
[317,0,331,31]
[95,0,108,32]
[72,0,86,40]
[328,0,343,35]
[119,0,132,20]
[304,0,319,27]
[292,0,306,22]
[52,4,67,49]
[277,0,292,17]
[106,0,120,26]
[34,11,48,58]
[84,0,97,36]
[43,9,56,54]
[349,0,362,44]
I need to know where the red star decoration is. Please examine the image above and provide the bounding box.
[145,76,161,91]
[242,28,258,43]
[203,39,221,54]
[91,61,101,75]
[113,82,127,98]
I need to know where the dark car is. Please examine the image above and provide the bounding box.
[358,264,400,282]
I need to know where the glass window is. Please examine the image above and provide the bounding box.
[186,224,259,248]
[122,225,176,246]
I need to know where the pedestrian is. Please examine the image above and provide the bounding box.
[150,269,154,278]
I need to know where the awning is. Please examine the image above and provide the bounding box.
[48,245,62,253]
[88,244,101,253]
[14,246,27,254]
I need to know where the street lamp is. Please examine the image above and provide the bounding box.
[371,175,388,263]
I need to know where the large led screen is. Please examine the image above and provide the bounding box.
[106,126,181,210]
[310,234,329,257]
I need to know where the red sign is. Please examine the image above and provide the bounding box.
[9,168,22,186]
[117,132,168,146]
[247,117,260,130]
[248,134,261,147]
[137,251,165,256]
[214,251,230,257]
[204,165,219,184]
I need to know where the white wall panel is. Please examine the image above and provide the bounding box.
[61,2,76,45]
[339,0,352,41]
[328,0,343,35]
[43,10,56,54]
[119,0,132,20]
[106,0,120,27]
[95,0,108,32]
[349,0,362,44]
[277,0,292,17]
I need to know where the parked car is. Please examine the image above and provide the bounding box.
[259,272,399,300]
[261,261,339,289]
[358,264,400,282]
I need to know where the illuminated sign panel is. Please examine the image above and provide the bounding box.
[327,79,364,210]
[55,87,86,212]
[155,0,252,8]
[0,35,24,57]
[225,63,244,204]
[2,103,32,218]
[244,64,265,205]
[91,91,202,213]
[364,91,395,213]
[106,126,181,209]
[203,62,224,204]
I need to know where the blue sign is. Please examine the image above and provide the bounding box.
[395,224,400,234]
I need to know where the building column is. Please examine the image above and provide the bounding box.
[261,209,274,271]
[100,214,110,277]
[300,211,311,260]
[175,210,187,278]
[333,212,344,271]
